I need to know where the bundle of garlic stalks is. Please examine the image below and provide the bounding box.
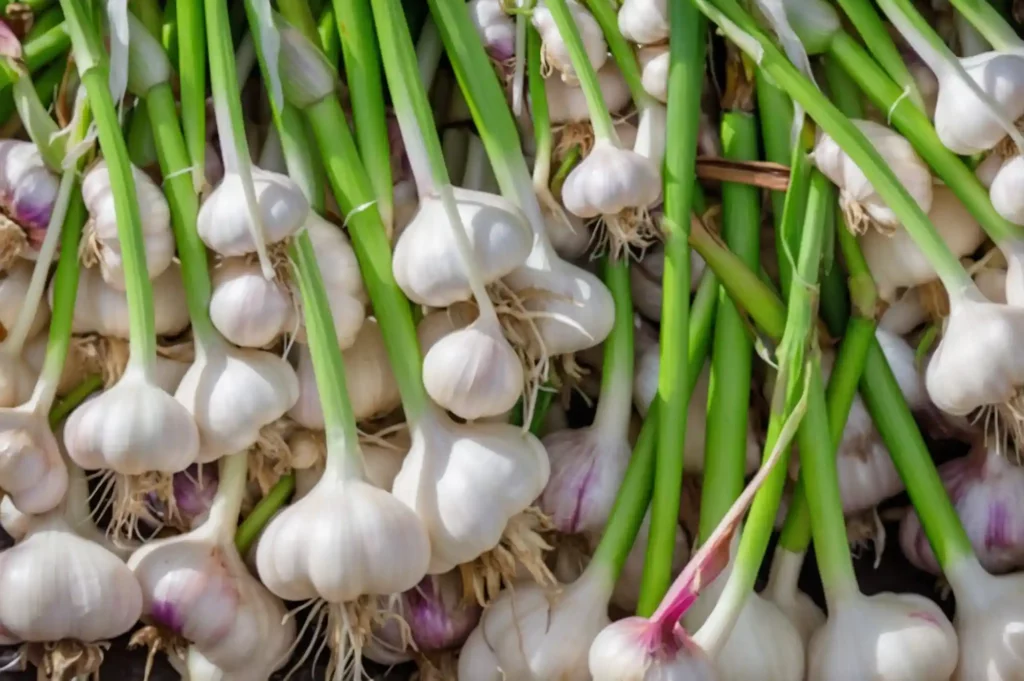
[1,0,1024,677]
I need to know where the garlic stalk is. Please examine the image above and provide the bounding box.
[129,453,295,680]
[539,257,633,535]
[60,4,201,477]
[531,0,608,84]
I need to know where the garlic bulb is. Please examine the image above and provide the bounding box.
[422,314,523,421]
[933,51,1024,155]
[468,0,515,61]
[210,257,294,348]
[458,564,614,681]
[860,187,984,302]
[639,45,670,103]
[946,561,1024,681]
[65,364,200,474]
[288,320,401,427]
[635,350,760,473]
[60,263,190,339]
[82,159,174,289]
[0,405,68,514]
[532,1,608,84]
[544,63,631,124]
[0,140,59,257]
[0,260,49,340]
[129,454,295,678]
[198,167,309,257]
[925,292,1024,416]
[812,119,933,231]
[618,0,669,45]
[902,445,1024,575]
[416,302,478,354]
[589,618,717,681]
[763,548,825,646]
[394,188,531,307]
[174,340,299,463]
[0,513,142,643]
[544,206,591,259]
[990,155,1024,226]
[806,591,958,681]
[392,407,549,573]
[561,140,662,219]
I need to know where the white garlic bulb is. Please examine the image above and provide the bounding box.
[589,617,717,681]
[544,63,631,124]
[639,45,670,103]
[0,513,142,642]
[544,205,591,259]
[990,155,1024,226]
[763,548,825,646]
[64,365,200,474]
[617,0,669,45]
[174,340,299,463]
[946,561,1024,681]
[806,591,958,681]
[416,302,479,354]
[933,51,1024,155]
[562,140,662,218]
[209,257,294,348]
[59,263,190,339]
[812,119,933,231]
[458,565,614,681]
[860,187,984,302]
[879,287,928,334]
[0,406,67,514]
[532,0,608,84]
[198,167,309,257]
[468,0,515,61]
[82,159,174,289]
[393,188,532,307]
[0,260,50,340]
[288,319,401,427]
[392,407,550,573]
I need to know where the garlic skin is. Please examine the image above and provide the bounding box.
[82,159,174,289]
[288,320,401,427]
[0,140,59,255]
[209,257,294,348]
[991,155,1024,226]
[806,592,958,681]
[589,617,717,681]
[879,287,928,335]
[0,514,142,642]
[197,168,309,257]
[60,263,190,339]
[562,140,662,218]
[634,350,760,473]
[1001,240,1024,308]
[256,458,431,603]
[468,0,515,61]
[422,316,523,421]
[617,0,669,45]
[934,51,1024,155]
[0,350,37,409]
[0,261,49,339]
[946,562,1024,681]
[924,293,1024,415]
[639,45,670,103]
[532,1,608,84]
[416,302,478,354]
[393,189,532,307]
[544,63,631,124]
[64,366,200,474]
[902,446,1024,575]
[763,548,825,647]
[976,266,1009,304]
[392,408,550,573]
[812,119,933,230]
[860,187,984,302]
[458,565,613,681]
[544,207,591,259]
[0,408,67,514]
[174,342,299,463]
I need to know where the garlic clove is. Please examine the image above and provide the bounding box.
[617,0,669,45]
[175,343,300,463]
[468,0,515,61]
[256,470,431,602]
[393,408,550,573]
[197,168,309,257]
[807,592,958,681]
[532,0,608,84]
[0,260,50,340]
[0,408,68,515]
[57,262,190,339]
[638,45,670,103]
[999,241,1024,308]
[82,159,175,289]
[990,155,1024,226]
[860,187,984,302]
[393,189,532,307]
[589,617,717,681]
[422,316,523,421]
[934,51,1024,155]
[0,140,60,257]
[562,140,662,219]
[209,257,293,348]
[544,63,631,124]
[0,514,143,642]
[288,319,402,427]
[290,429,409,494]
[64,367,200,474]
